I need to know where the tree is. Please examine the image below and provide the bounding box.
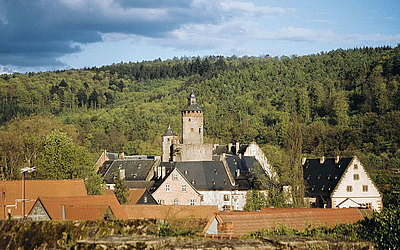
[85,173,105,195]
[36,130,94,180]
[284,114,305,207]
[114,170,130,204]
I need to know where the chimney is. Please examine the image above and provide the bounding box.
[62,205,66,220]
[320,156,325,164]
[335,156,340,164]
[119,169,125,180]
[301,157,307,165]
[235,142,240,155]
[235,169,240,178]
[161,166,166,179]
[119,152,125,159]
[228,143,232,153]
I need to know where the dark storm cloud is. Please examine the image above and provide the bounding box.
[0,0,223,67]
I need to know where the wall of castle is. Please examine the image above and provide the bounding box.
[174,143,213,162]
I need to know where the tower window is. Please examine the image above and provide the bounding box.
[188,118,191,122]
[190,128,194,132]
[199,128,201,134]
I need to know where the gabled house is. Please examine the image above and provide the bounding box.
[151,168,202,206]
[101,155,159,190]
[0,179,87,219]
[303,156,382,211]
[27,194,127,221]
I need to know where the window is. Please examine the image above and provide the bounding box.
[174,199,178,205]
[199,128,201,134]
[173,174,178,181]
[223,194,230,201]
[158,200,164,205]
[222,205,231,211]
[144,197,147,203]
[165,184,170,192]
[188,118,191,122]
[365,202,372,209]
[363,185,369,192]
[353,174,360,180]
[354,164,358,170]
[190,128,194,132]
[182,184,186,192]
[200,195,204,202]
[346,185,353,192]
[189,199,195,205]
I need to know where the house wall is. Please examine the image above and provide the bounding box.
[331,157,382,211]
[152,169,201,205]
[174,143,213,162]
[200,190,247,211]
[244,142,276,180]
[27,201,51,221]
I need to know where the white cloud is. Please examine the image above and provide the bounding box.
[219,1,294,16]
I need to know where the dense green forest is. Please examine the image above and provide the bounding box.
[0,45,399,204]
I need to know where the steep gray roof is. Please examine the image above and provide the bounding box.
[303,157,353,197]
[175,161,235,191]
[103,159,155,184]
[162,126,178,136]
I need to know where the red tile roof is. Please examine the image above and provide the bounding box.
[205,208,366,236]
[31,194,127,220]
[123,205,218,219]
[0,179,87,219]
[105,189,149,205]
[64,205,114,220]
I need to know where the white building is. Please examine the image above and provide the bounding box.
[303,156,382,211]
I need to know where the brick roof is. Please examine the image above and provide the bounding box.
[205,208,365,236]
[0,179,87,219]
[31,194,127,220]
[64,205,114,220]
[123,205,218,219]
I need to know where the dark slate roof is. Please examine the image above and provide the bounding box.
[175,161,235,191]
[126,181,155,190]
[162,126,178,137]
[183,103,203,112]
[213,145,229,155]
[303,157,353,197]
[103,159,155,184]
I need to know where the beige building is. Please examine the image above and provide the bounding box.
[152,168,201,206]
[303,156,382,211]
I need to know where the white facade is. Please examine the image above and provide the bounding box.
[200,190,247,211]
[331,156,382,211]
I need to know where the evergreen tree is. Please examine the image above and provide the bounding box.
[284,114,305,207]
[114,170,130,204]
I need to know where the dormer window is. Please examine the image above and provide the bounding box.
[317,175,321,180]
[184,170,189,175]
[327,175,331,180]
[191,179,196,185]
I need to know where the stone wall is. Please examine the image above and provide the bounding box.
[174,143,213,162]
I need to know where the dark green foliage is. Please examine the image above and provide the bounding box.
[114,170,130,204]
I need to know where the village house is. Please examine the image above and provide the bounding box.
[27,194,127,221]
[0,179,87,220]
[303,156,382,211]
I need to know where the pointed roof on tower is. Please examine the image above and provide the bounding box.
[183,92,203,112]
[162,124,178,136]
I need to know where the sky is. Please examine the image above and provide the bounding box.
[0,0,399,74]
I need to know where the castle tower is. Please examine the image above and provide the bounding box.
[161,125,179,162]
[182,92,203,144]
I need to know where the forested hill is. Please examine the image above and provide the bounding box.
[1,46,400,203]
